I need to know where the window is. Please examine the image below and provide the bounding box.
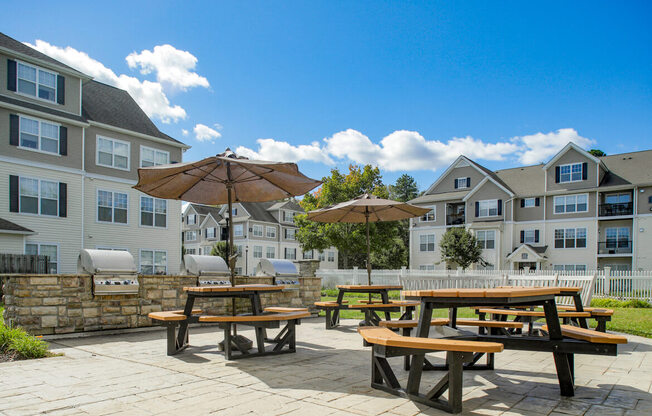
[554,194,588,214]
[478,200,498,217]
[97,136,130,170]
[303,250,313,260]
[282,210,296,223]
[18,116,60,154]
[25,243,58,273]
[140,196,167,227]
[266,226,277,238]
[206,227,216,239]
[140,249,166,275]
[187,214,197,225]
[185,231,197,241]
[455,177,470,189]
[185,248,196,254]
[553,264,586,272]
[97,190,127,224]
[328,251,335,262]
[318,251,325,261]
[252,224,263,237]
[236,245,243,256]
[523,198,536,208]
[253,245,263,258]
[605,193,631,204]
[605,227,630,248]
[234,224,244,237]
[284,247,296,260]
[19,177,58,216]
[420,234,435,251]
[419,265,435,271]
[523,229,536,244]
[96,247,128,251]
[476,230,495,249]
[231,208,238,216]
[554,228,586,249]
[420,207,435,222]
[284,228,296,240]
[559,163,583,183]
[140,146,169,167]
[266,247,275,258]
[17,62,57,102]
[234,267,243,275]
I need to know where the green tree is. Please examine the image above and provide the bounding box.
[589,149,606,157]
[439,227,490,270]
[389,174,418,202]
[210,241,236,262]
[295,164,404,269]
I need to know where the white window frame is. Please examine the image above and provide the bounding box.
[266,226,277,238]
[253,245,263,258]
[266,247,276,259]
[419,264,435,271]
[553,194,589,214]
[284,227,296,240]
[303,250,313,260]
[140,145,170,167]
[206,227,216,239]
[139,249,167,275]
[185,248,196,255]
[523,229,536,244]
[476,230,495,249]
[185,230,197,241]
[140,196,167,228]
[18,176,59,217]
[284,247,297,260]
[328,251,335,262]
[478,199,498,217]
[252,224,264,237]
[420,207,435,222]
[455,177,469,189]
[17,115,61,155]
[15,61,58,103]
[96,189,129,225]
[605,227,630,247]
[523,198,536,208]
[24,242,59,273]
[553,264,587,272]
[234,224,244,237]
[96,246,128,251]
[187,214,197,225]
[558,163,584,183]
[554,227,587,249]
[96,135,131,171]
[282,210,296,223]
[419,234,435,252]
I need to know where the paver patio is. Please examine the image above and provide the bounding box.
[1,317,651,416]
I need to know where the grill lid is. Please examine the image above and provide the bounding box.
[255,258,298,277]
[77,249,137,275]
[183,254,230,276]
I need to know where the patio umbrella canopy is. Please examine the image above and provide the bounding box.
[306,193,430,285]
[133,148,322,281]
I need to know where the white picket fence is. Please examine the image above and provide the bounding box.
[316,267,652,302]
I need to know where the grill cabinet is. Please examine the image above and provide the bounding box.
[77,249,139,295]
[183,254,231,286]
[255,258,300,289]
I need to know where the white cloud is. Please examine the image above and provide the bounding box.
[181,129,189,136]
[236,139,334,164]
[236,128,595,171]
[514,128,594,164]
[25,40,209,123]
[126,45,209,91]
[194,123,222,142]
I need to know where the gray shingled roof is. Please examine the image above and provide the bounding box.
[0,218,34,234]
[494,164,546,197]
[267,199,303,211]
[240,202,279,223]
[409,190,468,204]
[0,32,87,76]
[0,94,86,123]
[600,150,652,186]
[466,158,515,194]
[82,80,184,145]
[190,204,222,221]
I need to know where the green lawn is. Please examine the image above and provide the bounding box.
[319,294,652,338]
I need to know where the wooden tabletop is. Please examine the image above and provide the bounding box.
[497,286,583,295]
[183,284,284,293]
[336,284,403,290]
[402,287,562,298]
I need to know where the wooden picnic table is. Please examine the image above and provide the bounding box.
[403,287,623,397]
[326,284,407,328]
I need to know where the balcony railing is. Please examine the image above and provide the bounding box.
[446,213,465,226]
[599,202,633,217]
[598,240,633,255]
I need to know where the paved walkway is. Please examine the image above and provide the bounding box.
[1,318,651,416]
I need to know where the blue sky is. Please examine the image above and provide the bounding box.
[5,1,651,191]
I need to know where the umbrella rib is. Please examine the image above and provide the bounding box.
[234,163,297,197]
[177,163,223,199]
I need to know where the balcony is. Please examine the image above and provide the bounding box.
[599,202,633,217]
[446,213,465,226]
[598,240,633,255]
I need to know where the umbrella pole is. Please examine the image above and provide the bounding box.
[227,181,238,337]
[366,209,372,303]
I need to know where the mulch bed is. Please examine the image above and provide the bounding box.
[0,350,18,363]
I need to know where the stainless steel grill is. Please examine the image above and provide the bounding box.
[255,258,300,289]
[77,249,139,295]
[183,254,231,286]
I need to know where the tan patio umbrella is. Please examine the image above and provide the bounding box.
[134,148,322,282]
[306,193,430,285]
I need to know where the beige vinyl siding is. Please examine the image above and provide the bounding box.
[514,197,544,221]
[466,181,510,222]
[412,201,446,227]
[0,108,84,169]
[0,161,83,272]
[545,192,597,219]
[83,177,182,274]
[0,234,26,254]
[637,186,652,215]
[634,216,652,269]
[429,166,485,194]
[0,53,82,116]
[544,219,597,270]
[546,148,598,192]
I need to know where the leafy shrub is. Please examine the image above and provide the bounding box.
[591,298,651,308]
[0,308,50,360]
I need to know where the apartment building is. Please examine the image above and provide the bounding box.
[181,200,338,275]
[0,32,187,274]
[409,143,652,272]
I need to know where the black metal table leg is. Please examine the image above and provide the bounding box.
[332,289,346,324]
[176,294,195,350]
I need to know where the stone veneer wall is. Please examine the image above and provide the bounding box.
[1,275,321,335]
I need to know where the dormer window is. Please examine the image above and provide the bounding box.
[454,177,470,189]
[187,214,197,225]
[16,62,58,102]
[558,163,584,183]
